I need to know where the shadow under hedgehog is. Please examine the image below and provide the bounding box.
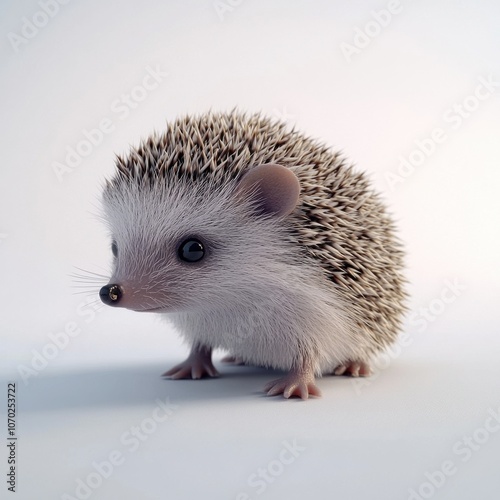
[99,111,407,399]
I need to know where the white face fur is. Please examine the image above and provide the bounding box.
[100,164,304,314]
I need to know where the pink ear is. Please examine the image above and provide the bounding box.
[236,164,300,217]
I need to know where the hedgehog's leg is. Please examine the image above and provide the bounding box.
[333,360,371,377]
[264,360,321,400]
[221,355,247,365]
[162,344,219,379]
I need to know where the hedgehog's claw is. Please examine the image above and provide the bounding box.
[333,360,371,377]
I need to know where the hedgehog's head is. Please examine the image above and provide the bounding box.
[99,163,301,313]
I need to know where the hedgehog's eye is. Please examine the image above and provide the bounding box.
[111,241,118,258]
[178,239,205,263]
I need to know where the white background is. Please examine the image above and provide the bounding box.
[1,1,500,499]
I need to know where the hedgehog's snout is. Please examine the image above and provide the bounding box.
[99,284,123,306]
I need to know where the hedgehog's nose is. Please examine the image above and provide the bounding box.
[99,284,123,306]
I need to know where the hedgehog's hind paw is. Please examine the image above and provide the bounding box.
[221,355,247,366]
[333,360,371,377]
[264,369,321,400]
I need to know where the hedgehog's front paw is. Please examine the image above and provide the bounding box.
[162,345,219,380]
[333,360,371,377]
[162,358,219,379]
[264,370,321,400]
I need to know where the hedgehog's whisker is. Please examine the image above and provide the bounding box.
[72,266,109,279]
[72,290,99,297]
[70,277,104,283]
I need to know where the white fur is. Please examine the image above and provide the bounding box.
[102,175,371,375]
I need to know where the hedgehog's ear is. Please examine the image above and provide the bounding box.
[235,164,300,217]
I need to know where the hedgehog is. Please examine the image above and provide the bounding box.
[98,111,407,399]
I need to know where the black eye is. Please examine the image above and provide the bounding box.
[178,239,205,263]
[111,241,118,257]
